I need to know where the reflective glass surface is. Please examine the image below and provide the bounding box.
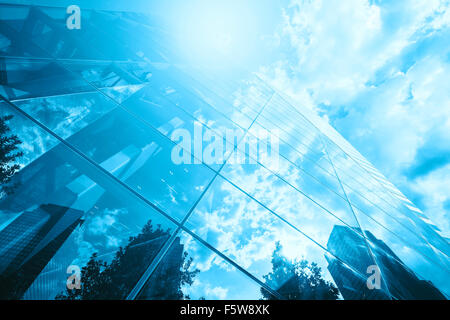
[0,3,448,300]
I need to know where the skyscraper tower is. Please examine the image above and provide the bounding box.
[0,204,83,299]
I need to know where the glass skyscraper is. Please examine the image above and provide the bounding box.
[0,3,448,300]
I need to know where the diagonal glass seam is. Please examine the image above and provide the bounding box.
[328,157,403,212]
[9,46,445,267]
[244,116,412,235]
[0,55,148,65]
[326,162,450,299]
[125,229,184,300]
[321,133,449,297]
[170,68,338,173]
[124,84,352,221]
[3,4,448,299]
[0,94,179,226]
[176,68,275,117]
[252,97,397,211]
[28,50,428,272]
[234,114,419,241]
[0,93,285,301]
[77,71,379,248]
[6,48,361,248]
[66,65,367,234]
[16,39,260,181]
[255,76,450,260]
[218,84,410,222]
[99,77,372,239]
[2,12,280,200]
[252,76,406,206]
[214,152,366,237]
[127,91,276,299]
[128,223,287,300]
[211,164,392,295]
[147,78,446,262]
[3,64,401,302]
[132,84,414,254]
[151,72,256,126]
[319,135,450,298]
[312,144,450,274]
[182,72,319,150]
[325,149,450,262]
[7,84,146,103]
[11,2,450,282]
[178,226,286,300]
[319,134,393,299]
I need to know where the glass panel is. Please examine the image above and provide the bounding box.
[14,92,117,140]
[136,231,266,300]
[0,101,59,167]
[247,120,347,200]
[1,3,447,301]
[354,207,450,299]
[183,67,274,116]
[183,175,389,299]
[0,58,93,100]
[223,148,362,236]
[11,93,218,222]
[0,102,177,300]
[60,60,151,103]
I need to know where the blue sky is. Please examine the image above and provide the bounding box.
[256,0,450,237]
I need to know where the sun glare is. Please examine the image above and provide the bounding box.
[171,0,261,69]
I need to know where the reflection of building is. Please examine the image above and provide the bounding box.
[0,204,83,299]
[0,2,449,300]
[326,225,446,300]
[137,236,186,300]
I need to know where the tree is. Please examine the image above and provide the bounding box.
[56,220,199,300]
[0,115,23,198]
[261,242,339,300]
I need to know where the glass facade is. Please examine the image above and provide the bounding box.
[0,3,448,300]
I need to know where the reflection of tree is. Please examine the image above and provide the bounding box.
[0,115,23,198]
[261,242,339,300]
[56,220,198,300]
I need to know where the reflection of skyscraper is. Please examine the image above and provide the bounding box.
[326,225,446,300]
[0,2,449,300]
[0,204,83,299]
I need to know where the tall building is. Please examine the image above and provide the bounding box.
[0,3,448,300]
[326,225,446,300]
[0,204,83,299]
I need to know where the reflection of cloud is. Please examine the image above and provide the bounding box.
[253,0,450,294]
[191,159,343,279]
[106,235,121,248]
[260,0,450,235]
[73,227,95,267]
[71,208,128,266]
[88,208,122,235]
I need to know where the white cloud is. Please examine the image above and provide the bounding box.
[410,164,450,237]
[88,208,122,235]
[261,0,450,236]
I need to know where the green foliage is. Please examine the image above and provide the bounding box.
[261,242,339,300]
[0,115,23,197]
